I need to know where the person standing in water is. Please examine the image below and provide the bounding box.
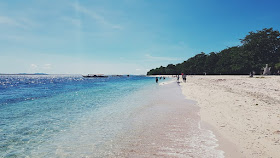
[156,77,159,83]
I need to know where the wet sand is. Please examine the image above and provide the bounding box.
[181,75,280,158]
[98,82,227,157]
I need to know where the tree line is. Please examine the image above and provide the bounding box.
[147,28,280,75]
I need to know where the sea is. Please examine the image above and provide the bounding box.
[0,75,224,158]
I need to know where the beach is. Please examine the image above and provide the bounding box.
[0,75,225,157]
[180,75,280,158]
[1,75,280,157]
[100,82,225,157]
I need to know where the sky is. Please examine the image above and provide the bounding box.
[0,0,280,75]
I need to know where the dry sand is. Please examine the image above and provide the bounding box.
[180,75,280,158]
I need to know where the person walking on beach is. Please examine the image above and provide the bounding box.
[156,77,158,83]
[249,71,253,77]
[177,75,179,82]
[182,74,186,82]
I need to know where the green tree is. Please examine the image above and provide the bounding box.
[165,64,177,74]
[275,62,280,71]
[147,28,280,75]
[204,52,218,74]
[241,28,280,72]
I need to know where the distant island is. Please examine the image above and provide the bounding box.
[147,28,280,75]
[0,73,48,75]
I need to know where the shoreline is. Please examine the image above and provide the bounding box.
[149,75,242,157]
[200,120,244,158]
[96,81,225,157]
[180,75,280,158]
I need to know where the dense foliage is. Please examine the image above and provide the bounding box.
[147,28,280,75]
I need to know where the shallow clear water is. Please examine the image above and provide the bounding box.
[0,75,223,157]
[0,75,156,157]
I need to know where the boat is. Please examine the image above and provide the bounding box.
[82,74,108,78]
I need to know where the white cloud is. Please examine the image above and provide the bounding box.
[0,16,37,29]
[5,35,25,41]
[71,3,122,29]
[42,64,52,69]
[0,16,23,28]
[19,17,39,28]
[30,63,52,72]
[62,17,81,27]
[30,64,38,69]
[112,25,122,29]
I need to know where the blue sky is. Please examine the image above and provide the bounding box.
[0,0,280,74]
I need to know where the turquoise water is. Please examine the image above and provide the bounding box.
[0,75,224,158]
[0,75,159,157]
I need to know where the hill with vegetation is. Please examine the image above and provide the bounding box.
[147,28,280,75]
